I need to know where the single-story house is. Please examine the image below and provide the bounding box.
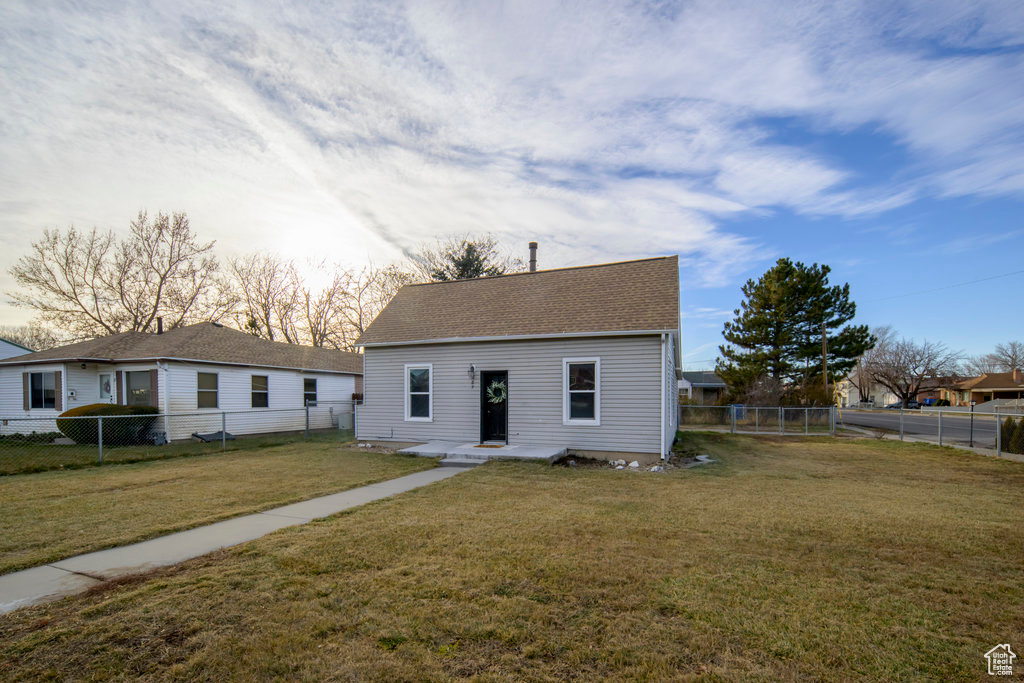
[354,254,681,461]
[679,371,726,405]
[0,337,33,360]
[0,322,362,440]
[955,369,1024,405]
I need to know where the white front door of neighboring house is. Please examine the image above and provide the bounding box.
[98,372,114,403]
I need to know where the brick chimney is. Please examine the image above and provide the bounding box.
[1014,367,1022,383]
[157,317,163,334]
[528,242,538,272]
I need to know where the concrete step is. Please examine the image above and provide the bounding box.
[439,458,485,467]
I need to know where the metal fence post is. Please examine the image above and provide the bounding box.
[830,406,836,436]
[221,412,227,451]
[754,407,759,433]
[779,407,783,435]
[97,416,103,464]
[805,408,809,435]
[997,415,1002,457]
[938,410,943,446]
[730,405,736,434]
[305,402,310,439]
[899,407,904,441]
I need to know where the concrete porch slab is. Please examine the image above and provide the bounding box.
[399,442,566,464]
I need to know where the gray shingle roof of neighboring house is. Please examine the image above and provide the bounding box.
[357,256,680,346]
[0,322,362,374]
[681,371,726,387]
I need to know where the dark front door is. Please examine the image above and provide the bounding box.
[480,371,508,443]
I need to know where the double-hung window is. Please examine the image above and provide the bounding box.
[125,371,152,406]
[252,375,269,408]
[563,358,600,425]
[404,364,432,421]
[303,378,317,406]
[29,372,56,409]
[197,372,219,408]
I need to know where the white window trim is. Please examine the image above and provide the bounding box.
[197,371,219,410]
[251,374,269,409]
[563,357,601,426]
[404,363,433,422]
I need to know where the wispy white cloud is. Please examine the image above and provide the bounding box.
[1,0,1022,323]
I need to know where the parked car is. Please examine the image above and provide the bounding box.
[885,401,921,409]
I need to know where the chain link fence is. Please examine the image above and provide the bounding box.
[678,404,1024,457]
[679,405,836,436]
[0,401,355,475]
[836,406,1023,456]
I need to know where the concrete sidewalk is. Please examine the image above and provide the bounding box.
[0,466,470,615]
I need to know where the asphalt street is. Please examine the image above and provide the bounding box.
[838,409,1000,446]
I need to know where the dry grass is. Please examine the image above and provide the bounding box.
[2,434,1023,681]
[0,429,355,475]
[0,443,435,574]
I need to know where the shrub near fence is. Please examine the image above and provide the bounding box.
[56,404,158,446]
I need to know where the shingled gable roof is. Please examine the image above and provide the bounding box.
[0,323,362,374]
[357,256,680,346]
[957,370,1024,390]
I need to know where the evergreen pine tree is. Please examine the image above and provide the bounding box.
[1010,418,1024,455]
[1001,416,1017,451]
[717,258,874,402]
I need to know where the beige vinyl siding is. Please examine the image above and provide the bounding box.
[356,336,663,454]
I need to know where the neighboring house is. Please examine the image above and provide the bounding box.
[679,371,726,405]
[836,377,898,408]
[0,322,362,440]
[354,255,681,461]
[955,369,1024,405]
[0,337,33,360]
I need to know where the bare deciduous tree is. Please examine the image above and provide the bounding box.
[864,337,962,406]
[846,325,894,403]
[335,264,417,351]
[991,341,1024,372]
[962,353,1002,377]
[8,211,234,340]
[228,253,301,343]
[0,324,60,351]
[227,255,415,351]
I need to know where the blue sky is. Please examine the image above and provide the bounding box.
[1,0,1022,366]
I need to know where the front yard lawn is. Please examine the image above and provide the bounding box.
[0,443,435,574]
[2,433,1022,680]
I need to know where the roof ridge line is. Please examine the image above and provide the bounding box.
[407,255,678,287]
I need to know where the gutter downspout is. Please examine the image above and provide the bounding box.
[157,361,170,440]
[660,333,666,460]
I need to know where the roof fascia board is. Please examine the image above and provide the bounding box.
[359,329,675,348]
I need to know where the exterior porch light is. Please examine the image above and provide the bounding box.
[469,364,475,385]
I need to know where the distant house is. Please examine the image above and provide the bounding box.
[679,371,726,405]
[354,254,681,461]
[0,337,33,361]
[954,369,1024,406]
[0,322,362,440]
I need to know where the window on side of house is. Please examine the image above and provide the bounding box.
[197,372,219,409]
[404,364,432,421]
[563,358,600,425]
[303,378,317,406]
[125,371,152,406]
[252,375,269,408]
[29,372,56,409]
